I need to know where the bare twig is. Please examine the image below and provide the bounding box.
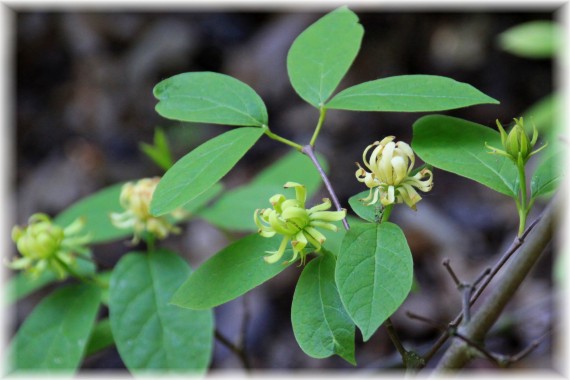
[301,144,350,230]
[433,195,558,370]
[215,329,251,370]
[422,215,543,364]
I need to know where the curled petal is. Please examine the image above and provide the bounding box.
[398,183,422,210]
[362,141,380,171]
[391,156,408,184]
[308,198,332,213]
[269,194,286,213]
[284,182,306,206]
[309,220,338,232]
[264,237,289,264]
[310,209,346,222]
[304,227,324,252]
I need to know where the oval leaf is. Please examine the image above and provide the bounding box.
[292,252,356,365]
[54,183,127,243]
[531,149,564,199]
[326,75,499,112]
[8,283,101,373]
[171,234,293,310]
[109,250,214,372]
[499,21,559,59]
[412,115,518,197]
[85,319,114,357]
[287,6,364,108]
[199,152,327,231]
[151,127,264,216]
[335,223,413,341]
[154,72,268,127]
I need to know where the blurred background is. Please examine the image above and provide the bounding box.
[12,5,558,372]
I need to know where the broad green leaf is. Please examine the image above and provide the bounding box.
[412,115,518,197]
[499,21,559,59]
[54,183,127,243]
[287,6,363,108]
[292,252,355,365]
[109,250,213,372]
[171,234,293,310]
[154,72,268,127]
[335,223,413,341]
[8,283,101,373]
[85,319,114,357]
[151,127,263,216]
[348,190,378,223]
[6,258,96,305]
[531,149,564,199]
[327,75,499,112]
[199,152,327,231]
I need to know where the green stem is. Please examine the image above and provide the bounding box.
[309,107,327,147]
[263,126,304,151]
[517,163,528,237]
[54,256,106,288]
[381,204,393,223]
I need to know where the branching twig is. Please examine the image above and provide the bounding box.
[215,329,251,370]
[422,215,542,363]
[433,195,558,370]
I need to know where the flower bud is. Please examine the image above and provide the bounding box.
[487,118,547,165]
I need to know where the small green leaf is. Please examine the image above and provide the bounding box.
[335,223,413,341]
[499,20,559,59]
[6,258,96,305]
[171,234,293,310]
[287,6,364,108]
[412,115,518,197]
[109,250,214,372]
[85,319,114,357]
[154,72,268,127]
[327,75,499,112]
[531,149,564,199]
[151,127,264,216]
[140,128,174,171]
[8,283,101,373]
[292,252,356,365]
[348,190,378,222]
[199,152,327,231]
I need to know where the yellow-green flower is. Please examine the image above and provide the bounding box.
[486,117,547,165]
[110,177,185,243]
[355,136,433,210]
[254,182,346,265]
[9,213,91,279]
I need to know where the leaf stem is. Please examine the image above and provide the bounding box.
[380,204,393,223]
[263,126,304,151]
[310,107,327,147]
[54,256,106,288]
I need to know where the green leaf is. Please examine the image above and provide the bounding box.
[531,149,564,199]
[8,283,101,373]
[171,234,293,310]
[85,319,114,357]
[287,6,363,108]
[151,127,264,216]
[327,75,499,112]
[140,128,174,171]
[412,115,518,197]
[54,183,128,243]
[292,252,356,365]
[335,223,413,341]
[5,258,96,305]
[109,250,214,372]
[199,152,327,231]
[499,21,559,59]
[154,72,268,127]
[348,190,378,222]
